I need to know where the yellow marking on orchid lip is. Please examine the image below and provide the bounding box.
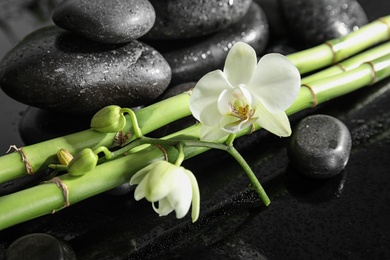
[229,102,256,121]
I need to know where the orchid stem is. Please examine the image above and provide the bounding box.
[227,146,270,206]
[175,143,185,166]
[120,108,143,138]
[225,134,237,146]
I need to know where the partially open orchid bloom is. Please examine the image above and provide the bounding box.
[190,42,301,141]
[129,161,200,222]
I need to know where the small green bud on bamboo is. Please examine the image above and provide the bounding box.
[67,148,99,176]
[56,149,74,166]
[90,105,126,133]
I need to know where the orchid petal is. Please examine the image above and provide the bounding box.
[146,165,176,202]
[255,101,292,137]
[198,103,224,126]
[223,42,257,87]
[248,53,300,113]
[200,124,229,141]
[133,172,151,201]
[129,163,153,185]
[152,198,174,216]
[184,169,200,222]
[217,86,255,116]
[221,116,257,133]
[190,70,233,123]
[166,173,192,219]
[217,89,232,115]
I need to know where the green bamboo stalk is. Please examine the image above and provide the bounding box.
[0,147,167,230]
[287,16,390,74]
[301,41,390,84]
[1,16,389,185]
[1,53,390,230]
[0,92,192,184]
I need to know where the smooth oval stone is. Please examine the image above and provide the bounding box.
[254,0,287,38]
[280,0,368,47]
[287,115,352,178]
[52,0,155,44]
[6,233,76,260]
[19,107,90,145]
[145,2,268,85]
[144,0,252,40]
[0,26,171,115]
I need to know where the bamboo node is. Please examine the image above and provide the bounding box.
[44,177,70,211]
[336,63,347,72]
[377,17,390,38]
[325,41,338,64]
[6,145,34,175]
[302,84,318,107]
[364,61,377,85]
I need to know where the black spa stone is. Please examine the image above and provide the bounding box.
[145,2,269,85]
[280,0,368,47]
[287,114,352,178]
[52,0,156,44]
[6,233,76,260]
[0,26,171,115]
[144,0,252,39]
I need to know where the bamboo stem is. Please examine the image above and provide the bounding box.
[287,16,390,74]
[1,17,390,230]
[0,53,390,230]
[302,42,390,84]
[0,147,167,230]
[0,92,192,183]
[1,17,389,185]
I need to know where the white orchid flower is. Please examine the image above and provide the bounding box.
[129,160,200,222]
[190,42,301,141]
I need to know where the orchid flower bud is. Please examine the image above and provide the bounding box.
[67,148,98,176]
[90,105,126,133]
[56,148,74,166]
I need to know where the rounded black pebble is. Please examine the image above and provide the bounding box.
[145,0,252,39]
[5,233,76,260]
[280,0,368,48]
[52,0,156,44]
[18,106,90,145]
[0,26,171,115]
[287,114,352,178]
[145,2,269,85]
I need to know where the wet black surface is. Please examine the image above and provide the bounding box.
[1,0,390,259]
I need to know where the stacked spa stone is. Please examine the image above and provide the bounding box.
[143,0,269,85]
[0,0,169,115]
[0,0,269,116]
